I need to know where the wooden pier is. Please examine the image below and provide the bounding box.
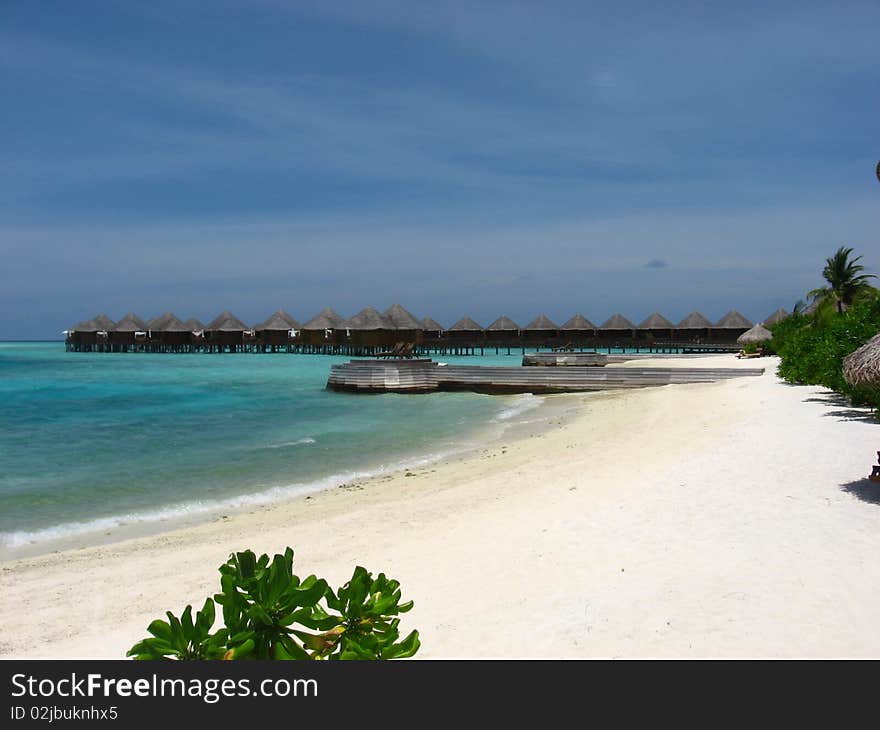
[522,352,609,366]
[326,359,764,395]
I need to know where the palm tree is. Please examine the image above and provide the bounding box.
[808,246,876,314]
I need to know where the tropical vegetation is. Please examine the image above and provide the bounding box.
[808,246,876,314]
[770,247,879,412]
[127,547,420,660]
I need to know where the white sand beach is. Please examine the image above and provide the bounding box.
[2,354,879,659]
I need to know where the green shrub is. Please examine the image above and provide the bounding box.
[772,296,880,411]
[128,548,420,660]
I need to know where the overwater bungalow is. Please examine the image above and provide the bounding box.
[714,310,753,342]
[344,307,395,351]
[420,316,445,341]
[486,315,521,351]
[157,314,192,351]
[675,311,713,344]
[522,314,560,348]
[205,312,250,351]
[110,313,148,351]
[383,304,424,347]
[66,314,116,351]
[637,312,675,343]
[301,307,346,349]
[558,314,596,349]
[255,310,300,351]
[446,316,484,354]
[64,303,752,355]
[598,313,636,347]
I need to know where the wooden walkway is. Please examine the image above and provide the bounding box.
[327,359,764,394]
[522,352,609,366]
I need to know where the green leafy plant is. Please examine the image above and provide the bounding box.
[771,272,880,413]
[128,548,420,661]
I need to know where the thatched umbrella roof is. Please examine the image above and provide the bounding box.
[346,306,393,330]
[301,307,345,330]
[843,333,880,387]
[487,315,521,331]
[677,311,713,329]
[762,308,789,327]
[737,323,773,344]
[256,310,300,331]
[525,314,559,330]
[421,316,445,331]
[638,312,674,329]
[113,313,148,332]
[560,314,596,330]
[210,313,249,332]
[183,318,204,331]
[448,316,484,331]
[715,310,754,328]
[600,314,635,330]
[383,304,423,330]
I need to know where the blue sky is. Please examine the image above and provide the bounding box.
[1,0,878,338]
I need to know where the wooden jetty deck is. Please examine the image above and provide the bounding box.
[522,352,737,366]
[522,352,609,366]
[327,359,764,395]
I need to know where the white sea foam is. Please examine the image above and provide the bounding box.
[494,394,544,422]
[262,437,316,449]
[0,447,462,551]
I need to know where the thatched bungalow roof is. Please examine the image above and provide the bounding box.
[487,315,521,331]
[72,313,116,332]
[715,310,754,328]
[383,304,423,330]
[525,314,559,330]
[677,311,713,329]
[146,312,179,331]
[600,314,635,330]
[560,314,596,330]
[71,318,98,332]
[638,312,674,329]
[113,313,148,332]
[91,313,116,330]
[346,307,393,330]
[255,310,300,331]
[448,316,484,331]
[737,324,773,344]
[183,318,204,331]
[210,313,249,332]
[206,311,245,330]
[161,315,191,332]
[843,333,880,387]
[421,316,445,331]
[301,307,345,330]
[762,308,789,327]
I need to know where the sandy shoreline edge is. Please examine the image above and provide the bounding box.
[2,354,879,658]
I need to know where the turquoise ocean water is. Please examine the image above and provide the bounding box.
[0,343,552,557]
